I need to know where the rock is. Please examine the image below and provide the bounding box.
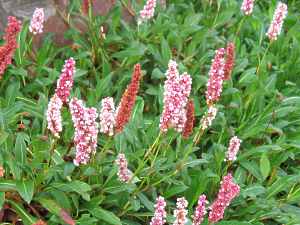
[0,0,119,45]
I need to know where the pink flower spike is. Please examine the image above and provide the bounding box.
[208,173,240,224]
[173,197,188,225]
[205,48,225,106]
[200,106,218,130]
[160,60,192,133]
[55,58,76,103]
[150,196,167,225]
[241,0,255,16]
[46,94,63,138]
[266,2,288,41]
[99,97,115,136]
[192,195,207,225]
[29,8,45,35]
[115,153,132,183]
[69,98,99,166]
[139,0,157,23]
[226,136,242,161]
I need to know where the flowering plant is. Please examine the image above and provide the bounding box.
[0,1,299,225]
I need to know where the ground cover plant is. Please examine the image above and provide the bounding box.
[0,0,300,224]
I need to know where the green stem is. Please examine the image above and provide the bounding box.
[48,137,57,167]
[234,17,246,43]
[256,42,272,75]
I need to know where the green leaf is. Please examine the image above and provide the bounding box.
[51,181,92,201]
[165,184,189,198]
[90,208,122,225]
[260,152,271,180]
[14,132,27,165]
[0,180,17,191]
[0,192,4,208]
[16,180,34,203]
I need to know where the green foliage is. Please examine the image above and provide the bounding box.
[0,0,300,224]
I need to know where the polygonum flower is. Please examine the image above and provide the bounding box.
[55,58,76,103]
[69,98,99,166]
[241,0,255,16]
[173,197,188,225]
[205,48,225,106]
[192,195,207,225]
[182,99,195,139]
[115,64,142,133]
[115,153,132,183]
[29,8,45,35]
[208,173,240,223]
[46,94,63,138]
[266,2,288,41]
[200,106,218,130]
[99,97,116,136]
[224,42,235,80]
[0,16,21,78]
[225,136,242,161]
[150,196,167,225]
[160,60,192,133]
[139,0,157,23]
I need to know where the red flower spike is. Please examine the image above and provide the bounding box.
[182,99,195,139]
[224,42,235,80]
[114,64,142,133]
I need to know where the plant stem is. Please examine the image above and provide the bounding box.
[256,42,272,75]
[48,137,57,167]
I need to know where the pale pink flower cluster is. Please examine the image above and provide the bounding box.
[46,94,63,138]
[99,97,115,136]
[116,153,132,183]
[266,2,288,41]
[241,0,254,16]
[173,197,188,225]
[150,196,167,225]
[192,195,207,225]
[29,8,45,35]
[46,58,76,138]
[55,58,76,103]
[160,60,192,133]
[69,98,99,166]
[139,0,157,23]
[208,173,240,224]
[200,106,218,130]
[206,48,225,106]
[226,136,242,161]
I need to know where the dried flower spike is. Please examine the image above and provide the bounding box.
[224,42,235,80]
[208,173,240,223]
[0,16,21,78]
[226,136,242,161]
[205,48,225,106]
[29,8,45,35]
[55,58,76,103]
[115,64,142,133]
[69,98,99,166]
[241,0,255,16]
[115,153,132,183]
[139,0,157,23]
[150,196,167,225]
[160,60,192,133]
[173,197,188,225]
[46,94,63,138]
[192,195,207,225]
[200,106,218,130]
[99,97,115,136]
[266,2,288,41]
[182,99,195,139]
